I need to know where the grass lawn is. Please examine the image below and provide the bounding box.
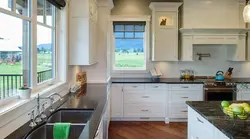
[115,52,145,68]
[0,53,52,74]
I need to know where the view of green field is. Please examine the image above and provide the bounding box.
[0,53,52,74]
[115,52,144,68]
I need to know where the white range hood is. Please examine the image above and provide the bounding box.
[179,28,250,61]
[179,28,250,45]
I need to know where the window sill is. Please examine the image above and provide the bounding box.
[0,81,67,117]
[112,69,149,74]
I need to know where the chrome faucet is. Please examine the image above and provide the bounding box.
[35,93,64,122]
[48,93,63,112]
[35,94,42,123]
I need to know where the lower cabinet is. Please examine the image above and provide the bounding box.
[94,117,104,139]
[111,83,203,122]
[188,107,229,139]
[168,84,203,122]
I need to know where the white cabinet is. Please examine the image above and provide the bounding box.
[111,84,123,119]
[103,87,111,139]
[188,107,229,139]
[149,2,182,61]
[111,83,168,121]
[188,107,214,139]
[123,84,166,119]
[94,117,104,139]
[168,84,203,121]
[69,0,98,65]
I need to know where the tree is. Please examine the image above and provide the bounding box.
[41,47,47,53]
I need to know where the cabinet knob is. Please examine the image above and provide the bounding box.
[181,97,189,99]
[181,86,189,88]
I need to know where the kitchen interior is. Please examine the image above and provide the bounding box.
[3,0,250,139]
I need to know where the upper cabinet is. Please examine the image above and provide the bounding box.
[69,0,98,65]
[149,2,182,61]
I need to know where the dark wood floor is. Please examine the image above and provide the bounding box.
[108,121,187,139]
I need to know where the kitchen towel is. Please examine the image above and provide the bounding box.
[53,123,71,139]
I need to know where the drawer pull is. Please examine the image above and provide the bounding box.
[142,96,150,98]
[181,86,189,88]
[132,86,138,88]
[197,117,204,123]
[196,137,199,139]
[181,110,187,112]
[181,97,189,99]
[153,86,159,88]
[140,117,150,119]
[141,110,149,112]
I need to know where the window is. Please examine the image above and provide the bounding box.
[0,0,57,100]
[113,21,146,70]
[37,0,55,84]
[0,13,31,100]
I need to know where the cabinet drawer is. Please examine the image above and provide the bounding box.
[124,93,165,105]
[170,84,202,91]
[145,84,167,90]
[170,91,202,104]
[169,105,188,118]
[123,84,145,90]
[124,105,165,117]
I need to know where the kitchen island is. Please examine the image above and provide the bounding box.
[187,101,250,139]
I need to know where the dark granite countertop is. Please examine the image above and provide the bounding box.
[111,78,250,84]
[6,83,109,139]
[186,101,250,139]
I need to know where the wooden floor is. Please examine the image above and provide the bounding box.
[108,121,187,139]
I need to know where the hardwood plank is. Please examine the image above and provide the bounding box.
[109,122,187,139]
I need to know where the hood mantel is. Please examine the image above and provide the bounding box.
[179,28,248,61]
[179,28,250,35]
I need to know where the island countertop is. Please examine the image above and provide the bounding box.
[186,101,250,139]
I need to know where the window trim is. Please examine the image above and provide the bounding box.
[110,15,151,73]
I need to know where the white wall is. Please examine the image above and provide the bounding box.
[108,0,250,79]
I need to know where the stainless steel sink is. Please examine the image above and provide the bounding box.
[47,109,93,123]
[25,123,85,139]
[24,109,94,139]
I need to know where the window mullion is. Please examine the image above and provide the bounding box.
[31,0,38,88]
[12,0,16,12]
[43,0,46,24]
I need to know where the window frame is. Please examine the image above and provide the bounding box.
[0,0,59,100]
[110,15,151,73]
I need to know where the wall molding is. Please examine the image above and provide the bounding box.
[110,15,151,21]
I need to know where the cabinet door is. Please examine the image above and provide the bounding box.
[89,20,97,64]
[95,117,104,139]
[152,12,178,61]
[111,84,123,118]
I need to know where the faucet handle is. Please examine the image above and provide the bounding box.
[40,102,47,119]
[28,110,35,120]
[28,110,37,128]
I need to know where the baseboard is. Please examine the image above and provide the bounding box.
[169,118,187,122]
[111,117,165,121]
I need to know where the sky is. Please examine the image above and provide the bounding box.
[0,0,52,47]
